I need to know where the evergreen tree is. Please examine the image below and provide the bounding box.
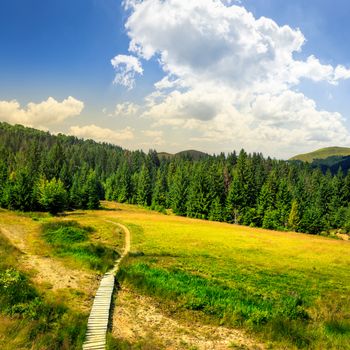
[209,196,224,221]
[117,162,131,203]
[226,173,243,224]
[276,178,292,228]
[137,165,151,206]
[186,163,213,219]
[38,177,68,214]
[288,200,300,231]
[152,167,168,208]
[83,170,100,209]
[4,168,36,211]
[0,160,8,207]
[70,173,83,208]
[169,164,189,215]
[104,173,117,201]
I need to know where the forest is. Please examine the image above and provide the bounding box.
[1,121,350,235]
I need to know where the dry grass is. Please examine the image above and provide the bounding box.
[0,208,125,348]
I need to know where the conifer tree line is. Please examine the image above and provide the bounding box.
[1,122,350,234]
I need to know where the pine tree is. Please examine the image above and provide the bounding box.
[117,162,131,203]
[288,200,300,231]
[226,173,243,224]
[209,196,223,221]
[70,173,82,208]
[137,165,151,206]
[329,168,345,227]
[104,173,117,201]
[4,168,36,211]
[257,170,278,225]
[276,178,292,228]
[169,164,189,215]
[152,167,168,208]
[0,160,8,207]
[84,170,100,209]
[186,163,213,219]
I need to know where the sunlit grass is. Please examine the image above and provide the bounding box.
[1,203,349,349]
[98,202,350,349]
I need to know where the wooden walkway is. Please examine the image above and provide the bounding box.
[82,222,130,350]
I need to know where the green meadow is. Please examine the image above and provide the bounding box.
[98,202,350,349]
[1,203,349,349]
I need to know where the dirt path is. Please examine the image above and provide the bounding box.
[112,287,265,350]
[104,221,131,274]
[0,225,96,294]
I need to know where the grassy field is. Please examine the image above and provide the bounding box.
[1,203,349,349]
[94,202,350,349]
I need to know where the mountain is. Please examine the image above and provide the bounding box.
[158,149,209,160]
[290,146,350,163]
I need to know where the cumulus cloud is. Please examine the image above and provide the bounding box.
[114,102,139,117]
[69,124,134,144]
[111,54,143,89]
[0,96,84,128]
[114,0,350,157]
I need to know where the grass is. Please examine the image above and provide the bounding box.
[96,202,350,349]
[41,220,119,272]
[1,203,349,348]
[0,232,86,349]
[0,208,126,349]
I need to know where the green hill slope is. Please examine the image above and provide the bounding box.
[290,146,350,162]
[158,149,208,160]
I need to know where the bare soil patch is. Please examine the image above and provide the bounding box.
[0,224,98,311]
[112,286,265,350]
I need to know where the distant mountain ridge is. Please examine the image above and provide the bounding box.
[290,146,350,174]
[158,150,209,160]
[290,146,350,163]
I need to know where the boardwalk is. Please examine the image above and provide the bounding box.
[83,222,130,350]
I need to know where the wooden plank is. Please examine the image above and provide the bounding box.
[82,222,131,350]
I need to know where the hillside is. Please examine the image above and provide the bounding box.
[290,146,350,162]
[158,149,209,160]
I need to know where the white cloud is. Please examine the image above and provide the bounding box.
[0,96,84,128]
[114,102,139,117]
[69,124,134,144]
[141,129,164,146]
[334,65,350,81]
[142,129,163,137]
[111,54,143,90]
[114,0,350,157]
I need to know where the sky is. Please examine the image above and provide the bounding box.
[1,0,350,159]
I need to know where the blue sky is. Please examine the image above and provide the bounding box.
[1,0,350,158]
